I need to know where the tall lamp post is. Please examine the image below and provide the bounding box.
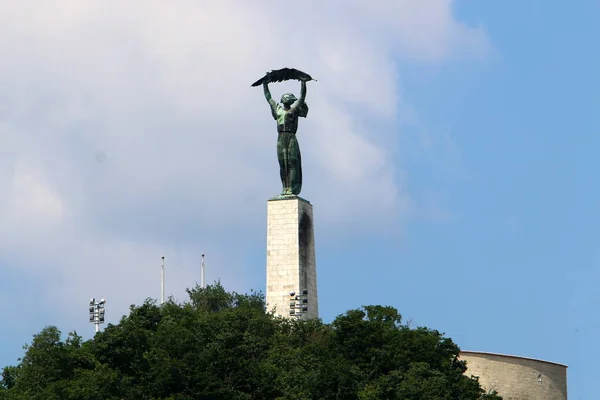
[89,298,106,333]
[161,256,165,305]
[201,253,205,289]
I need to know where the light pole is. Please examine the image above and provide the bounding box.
[201,254,205,289]
[161,256,165,305]
[89,298,106,333]
[288,289,309,318]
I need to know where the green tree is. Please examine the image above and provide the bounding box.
[0,283,501,400]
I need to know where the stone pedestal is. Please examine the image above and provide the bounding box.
[266,196,318,319]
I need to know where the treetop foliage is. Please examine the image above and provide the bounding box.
[0,283,501,400]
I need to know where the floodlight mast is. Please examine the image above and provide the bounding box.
[161,256,165,305]
[88,298,106,333]
[201,254,205,289]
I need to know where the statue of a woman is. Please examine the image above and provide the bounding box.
[263,77,309,196]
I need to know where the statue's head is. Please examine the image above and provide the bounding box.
[281,93,297,106]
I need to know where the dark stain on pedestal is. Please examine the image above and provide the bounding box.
[299,210,312,292]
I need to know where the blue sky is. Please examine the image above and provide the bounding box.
[0,1,597,398]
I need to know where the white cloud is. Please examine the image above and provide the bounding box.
[8,160,64,225]
[0,0,487,333]
[349,0,488,61]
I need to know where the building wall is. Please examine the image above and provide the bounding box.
[459,351,567,400]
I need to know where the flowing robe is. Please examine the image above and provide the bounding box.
[265,91,308,195]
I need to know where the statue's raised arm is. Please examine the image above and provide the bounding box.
[263,80,277,119]
[291,80,308,118]
[296,80,307,107]
[263,78,275,104]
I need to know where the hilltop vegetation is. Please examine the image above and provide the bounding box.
[0,283,500,400]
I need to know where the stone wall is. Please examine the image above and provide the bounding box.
[460,351,567,400]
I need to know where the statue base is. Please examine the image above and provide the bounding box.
[266,196,318,319]
[269,194,311,203]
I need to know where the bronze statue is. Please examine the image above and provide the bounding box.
[252,68,316,197]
